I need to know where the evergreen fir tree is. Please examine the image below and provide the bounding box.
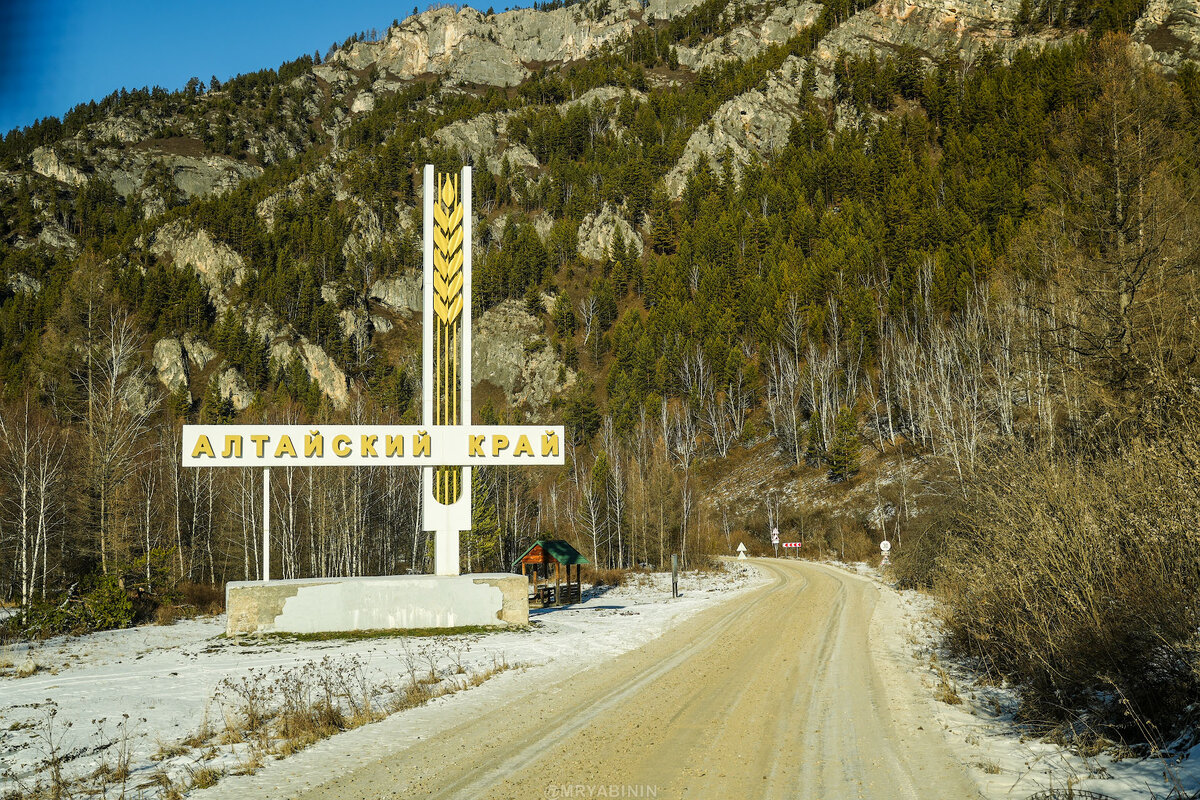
[827,407,860,482]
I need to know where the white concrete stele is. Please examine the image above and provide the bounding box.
[423,165,472,577]
[181,164,566,635]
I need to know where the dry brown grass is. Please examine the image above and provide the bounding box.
[581,566,628,587]
[935,438,1200,736]
[932,664,963,706]
[188,765,222,789]
[7,642,517,799]
[186,645,518,791]
[178,583,224,615]
[154,604,185,626]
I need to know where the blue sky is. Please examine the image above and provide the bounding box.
[0,0,518,136]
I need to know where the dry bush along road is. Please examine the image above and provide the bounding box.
[301,559,981,799]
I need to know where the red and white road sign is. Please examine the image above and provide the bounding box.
[781,542,802,548]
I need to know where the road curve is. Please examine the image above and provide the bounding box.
[299,559,981,800]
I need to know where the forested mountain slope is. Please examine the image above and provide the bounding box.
[1,0,1199,736]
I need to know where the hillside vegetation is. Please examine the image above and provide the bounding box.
[0,0,1198,740]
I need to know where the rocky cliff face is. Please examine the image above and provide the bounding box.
[664,0,1090,197]
[665,55,841,197]
[147,222,248,310]
[331,4,643,87]
[32,139,263,206]
[369,272,422,316]
[675,0,823,70]
[1133,0,1200,71]
[430,85,643,177]
[578,203,643,261]
[473,299,576,409]
[153,338,189,398]
[816,0,1079,64]
[146,222,351,408]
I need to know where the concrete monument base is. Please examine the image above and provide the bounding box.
[224,574,528,636]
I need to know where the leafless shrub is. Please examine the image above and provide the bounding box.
[449,635,479,675]
[935,437,1200,737]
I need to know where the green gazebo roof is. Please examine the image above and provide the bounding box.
[513,539,590,567]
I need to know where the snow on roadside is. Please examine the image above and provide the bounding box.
[840,560,1200,800]
[0,562,767,799]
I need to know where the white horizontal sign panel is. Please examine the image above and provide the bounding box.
[183,425,565,467]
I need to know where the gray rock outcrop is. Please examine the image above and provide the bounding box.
[241,310,350,409]
[147,222,247,309]
[32,144,260,201]
[6,273,42,294]
[665,56,836,197]
[182,333,216,370]
[31,148,88,187]
[332,4,640,88]
[814,0,1074,65]
[36,221,79,252]
[153,338,189,397]
[1133,0,1200,72]
[216,368,253,412]
[149,222,350,408]
[577,203,642,261]
[369,272,422,316]
[675,1,823,70]
[473,299,575,409]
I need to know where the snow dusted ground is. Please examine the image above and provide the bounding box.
[0,562,766,798]
[845,559,1200,800]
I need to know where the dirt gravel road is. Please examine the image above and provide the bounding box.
[300,559,981,800]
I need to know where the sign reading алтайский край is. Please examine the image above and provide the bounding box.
[182,425,566,468]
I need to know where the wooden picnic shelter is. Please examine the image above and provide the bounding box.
[514,539,589,606]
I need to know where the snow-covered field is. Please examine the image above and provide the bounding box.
[854,561,1200,800]
[0,563,765,799]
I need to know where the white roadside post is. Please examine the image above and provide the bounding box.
[262,467,270,582]
[736,542,748,561]
[422,164,474,577]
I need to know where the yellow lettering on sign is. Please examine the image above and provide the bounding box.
[469,435,485,456]
[250,434,270,457]
[305,431,323,457]
[221,436,242,458]
[542,431,560,457]
[514,435,534,456]
[274,435,297,458]
[385,435,404,457]
[192,435,214,458]
[332,435,352,457]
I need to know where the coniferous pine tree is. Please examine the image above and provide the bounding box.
[827,407,860,482]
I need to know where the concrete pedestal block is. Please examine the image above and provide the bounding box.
[225,574,529,636]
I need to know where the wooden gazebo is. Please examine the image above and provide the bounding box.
[514,539,589,607]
